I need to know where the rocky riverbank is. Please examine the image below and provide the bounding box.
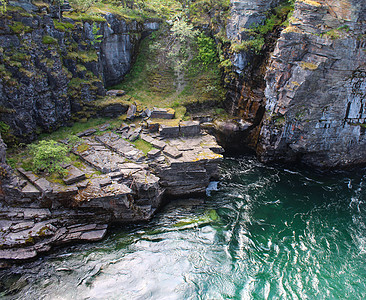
[0,112,223,263]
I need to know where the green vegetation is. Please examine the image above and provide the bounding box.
[53,20,75,32]
[196,33,217,66]
[28,140,70,174]
[42,35,58,45]
[69,0,98,13]
[91,23,103,45]
[0,0,6,15]
[66,50,98,62]
[230,0,295,54]
[131,138,154,155]
[113,22,226,119]
[9,22,33,34]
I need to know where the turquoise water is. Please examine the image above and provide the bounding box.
[2,156,366,299]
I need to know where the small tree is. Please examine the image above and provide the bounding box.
[28,140,70,174]
[69,0,97,13]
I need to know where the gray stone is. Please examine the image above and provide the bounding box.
[99,177,112,187]
[80,229,107,241]
[150,139,166,150]
[147,149,161,158]
[98,123,111,131]
[0,248,38,260]
[129,127,141,142]
[77,128,97,137]
[34,178,53,194]
[21,183,41,198]
[11,221,34,232]
[163,146,182,159]
[77,180,89,189]
[63,166,86,185]
[180,121,201,136]
[160,125,180,138]
[106,90,126,97]
[127,105,137,120]
[23,209,51,220]
[150,108,175,119]
[147,121,160,132]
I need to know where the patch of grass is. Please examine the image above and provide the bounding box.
[131,138,154,155]
[37,117,119,141]
[63,11,106,22]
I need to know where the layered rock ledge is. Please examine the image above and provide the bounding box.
[0,121,223,262]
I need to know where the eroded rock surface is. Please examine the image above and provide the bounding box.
[0,121,223,261]
[0,3,158,143]
[258,0,366,168]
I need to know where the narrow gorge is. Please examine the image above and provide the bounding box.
[0,0,365,298]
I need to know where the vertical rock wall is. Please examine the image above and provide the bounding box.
[258,0,366,168]
[0,2,158,143]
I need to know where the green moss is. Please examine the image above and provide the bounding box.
[42,35,58,45]
[76,64,87,72]
[9,21,33,34]
[230,0,294,54]
[67,50,98,63]
[63,11,106,22]
[11,52,31,61]
[77,143,90,153]
[53,20,75,32]
[324,29,340,40]
[300,61,318,70]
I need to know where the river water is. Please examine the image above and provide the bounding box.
[1,156,366,299]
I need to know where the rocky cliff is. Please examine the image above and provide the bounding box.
[225,0,366,168]
[0,1,157,143]
[258,0,366,168]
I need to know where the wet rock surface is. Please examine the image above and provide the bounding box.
[0,121,223,262]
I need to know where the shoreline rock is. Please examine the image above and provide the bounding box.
[0,123,223,263]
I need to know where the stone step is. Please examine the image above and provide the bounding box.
[63,165,86,185]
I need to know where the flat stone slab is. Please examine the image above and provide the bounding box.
[76,128,97,137]
[98,123,111,131]
[0,248,37,260]
[80,229,107,241]
[163,146,182,159]
[21,183,41,198]
[147,149,161,158]
[63,166,86,185]
[150,108,175,119]
[141,133,154,144]
[34,178,53,194]
[150,139,166,150]
[99,177,112,187]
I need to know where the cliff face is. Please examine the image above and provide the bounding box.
[258,0,366,168]
[0,2,157,143]
[223,0,283,151]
